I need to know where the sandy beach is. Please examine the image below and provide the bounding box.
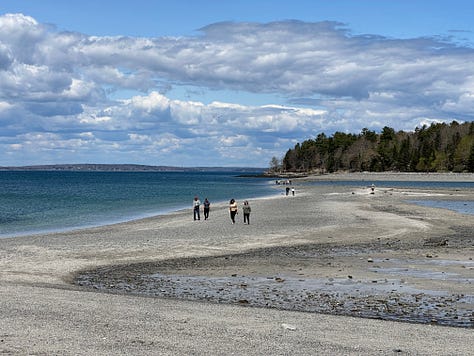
[1,173,473,355]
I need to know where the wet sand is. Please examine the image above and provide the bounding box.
[1,173,473,355]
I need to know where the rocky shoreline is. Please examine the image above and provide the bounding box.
[75,238,474,329]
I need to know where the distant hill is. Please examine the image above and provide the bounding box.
[0,164,266,172]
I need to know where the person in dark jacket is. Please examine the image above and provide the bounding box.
[203,198,211,220]
[242,200,251,224]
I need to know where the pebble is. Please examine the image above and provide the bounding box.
[281,323,297,331]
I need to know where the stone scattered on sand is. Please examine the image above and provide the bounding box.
[281,323,297,331]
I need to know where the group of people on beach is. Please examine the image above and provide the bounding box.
[193,196,211,221]
[193,196,251,224]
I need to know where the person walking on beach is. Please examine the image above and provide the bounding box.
[203,198,211,220]
[229,198,238,224]
[242,200,251,224]
[193,196,201,220]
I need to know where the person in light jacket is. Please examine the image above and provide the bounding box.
[229,198,238,224]
[193,196,201,220]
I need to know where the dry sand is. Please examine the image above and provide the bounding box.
[0,173,473,355]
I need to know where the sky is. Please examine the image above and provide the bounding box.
[1,1,474,167]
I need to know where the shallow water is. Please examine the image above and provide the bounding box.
[408,200,474,215]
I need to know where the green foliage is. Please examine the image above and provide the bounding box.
[468,144,474,172]
[281,121,474,173]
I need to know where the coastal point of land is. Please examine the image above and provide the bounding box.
[1,173,473,355]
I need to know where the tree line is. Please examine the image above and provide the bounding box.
[274,121,474,173]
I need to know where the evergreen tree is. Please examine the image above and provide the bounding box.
[467,144,474,173]
[279,122,474,173]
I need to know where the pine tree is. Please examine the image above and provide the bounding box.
[279,122,474,173]
[467,144,474,172]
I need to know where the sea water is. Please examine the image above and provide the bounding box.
[407,200,474,215]
[3,173,473,238]
[0,170,275,238]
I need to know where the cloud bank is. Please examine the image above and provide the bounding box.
[1,14,473,166]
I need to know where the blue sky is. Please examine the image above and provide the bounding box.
[0,1,473,167]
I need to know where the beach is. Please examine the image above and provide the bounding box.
[1,173,473,355]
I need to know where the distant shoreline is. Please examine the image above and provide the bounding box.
[0,164,266,172]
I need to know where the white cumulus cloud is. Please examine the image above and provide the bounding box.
[1,14,473,166]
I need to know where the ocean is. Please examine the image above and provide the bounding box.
[0,170,276,238]
[2,172,474,238]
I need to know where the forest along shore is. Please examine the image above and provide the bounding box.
[281,122,474,173]
[75,174,474,328]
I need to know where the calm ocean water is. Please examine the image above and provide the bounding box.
[0,171,275,238]
[2,173,473,238]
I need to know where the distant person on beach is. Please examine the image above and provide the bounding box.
[242,200,251,224]
[193,196,201,220]
[203,198,211,220]
[229,198,238,224]
[291,187,295,196]
[286,187,290,196]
